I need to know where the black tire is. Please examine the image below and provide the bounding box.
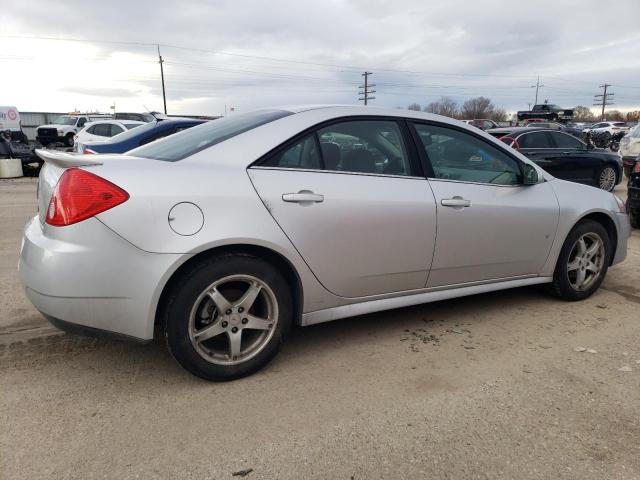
[550,220,611,301]
[628,204,640,229]
[624,165,633,178]
[65,133,75,147]
[163,253,293,381]
[596,165,617,192]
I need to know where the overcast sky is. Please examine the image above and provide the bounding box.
[2,0,640,116]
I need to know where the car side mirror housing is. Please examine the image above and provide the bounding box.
[523,163,539,185]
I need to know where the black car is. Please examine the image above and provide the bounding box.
[517,104,573,123]
[487,127,623,192]
[627,156,640,228]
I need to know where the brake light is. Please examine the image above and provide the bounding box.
[46,169,129,226]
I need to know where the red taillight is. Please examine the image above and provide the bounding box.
[634,162,640,173]
[46,169,129,226]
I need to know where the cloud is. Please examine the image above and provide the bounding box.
[59,86,139,98]
[1,0,640,114]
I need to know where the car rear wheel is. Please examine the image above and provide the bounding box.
[163,254,293,381]
[550,220,610,301]
[597,165,617,191]
[65,133,74,147]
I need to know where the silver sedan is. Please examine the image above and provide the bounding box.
[19,106,629,380]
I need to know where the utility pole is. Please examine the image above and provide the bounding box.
[158,44,167,115]
[593,84,614,121]
[530,76,544,105]
[359,72,376,105]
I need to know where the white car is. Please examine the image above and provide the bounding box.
[583,121,629,137]
[36,114,112,147]
[74,120,144,150]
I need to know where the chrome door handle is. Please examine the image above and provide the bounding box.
[282,191,324,203]
[441,197,471,208]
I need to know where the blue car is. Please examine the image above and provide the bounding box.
[77,119,206,154]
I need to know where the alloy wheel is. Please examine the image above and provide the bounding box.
[598,167,616,191]
[566,233,605,291]
[188,274,278,366]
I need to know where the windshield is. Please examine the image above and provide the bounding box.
[127,109,293,161]
[52,115,79,125]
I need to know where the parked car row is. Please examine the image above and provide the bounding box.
[75,118,205,154]
[487,127,623,191]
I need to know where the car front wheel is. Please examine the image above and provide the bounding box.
[551,220,611,301]
[163,254,293,381]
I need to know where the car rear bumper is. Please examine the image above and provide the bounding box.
[19,216,183,341]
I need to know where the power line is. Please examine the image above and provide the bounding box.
[593,84,614,120]
[530,76,545,104]
[0,34,541,80]
[359,72,376,105]
[157,45,167,114]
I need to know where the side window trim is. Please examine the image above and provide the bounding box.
[408,120,525,186]
[253,116,423,178]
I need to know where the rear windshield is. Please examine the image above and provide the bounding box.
[109,121,160,142]
[127,109,293,161]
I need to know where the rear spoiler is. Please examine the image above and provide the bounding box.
[35,149,103,168]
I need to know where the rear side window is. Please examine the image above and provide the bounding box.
[261,119,412,176]
[109,124,124,136]
[93,123,112,137]
[267,135,322,169]
[518,131,552,149]
[128,110,292,161]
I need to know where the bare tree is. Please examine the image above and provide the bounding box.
[407,103,422,111]
[604,110,624,121]
[626,111,640,122]
[572,106,595,122]
[460,97,494,119]
[424,96,459,118]
[489,108,508,122]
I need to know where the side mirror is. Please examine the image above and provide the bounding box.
[523,163,539,185]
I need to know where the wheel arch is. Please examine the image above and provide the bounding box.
[154,243,304,331]
[573,211,618,265]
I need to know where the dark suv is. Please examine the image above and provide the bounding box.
[627,155,640,228]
